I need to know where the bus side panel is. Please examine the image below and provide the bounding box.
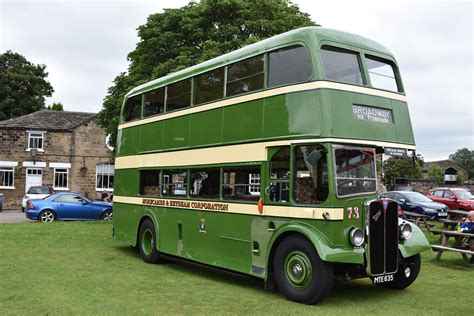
[263,90,322,138]
[390,99,415,144]
[189,108,223,146]
[162,115,191,149]
[114,169,139,197]
[117,127,140,157]
[155,207,253,274]
[113,202,141,246]
[223,99,263,143]
[140,121,164,152]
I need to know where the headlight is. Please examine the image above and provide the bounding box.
[399,222,412,240]
[349,227,364,247]
[422,207,436,213]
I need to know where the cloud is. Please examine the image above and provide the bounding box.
[1,0,472,162]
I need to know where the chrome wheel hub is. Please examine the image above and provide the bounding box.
[292,263,303,276]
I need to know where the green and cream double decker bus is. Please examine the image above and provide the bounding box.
[113,27,430,304]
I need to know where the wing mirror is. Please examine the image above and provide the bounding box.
[449,196,457,201]
[399,198,406,204]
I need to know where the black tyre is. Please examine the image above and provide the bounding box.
[101,209,113,221]
[138,219,161,264]
[39,210,56,223]
[273,235,333,304]
[377,254,421,290]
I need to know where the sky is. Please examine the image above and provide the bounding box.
[0,0,472,161]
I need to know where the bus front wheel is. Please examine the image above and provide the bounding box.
[138,219,162,264]
[273,235,333,304]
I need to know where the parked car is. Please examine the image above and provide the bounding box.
[25,192,113,223]
[21,186,55,212]
[426,187,474,211]
[381,191,448,219]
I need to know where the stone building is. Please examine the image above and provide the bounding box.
[0,110,114,209]
[422,160,468,185]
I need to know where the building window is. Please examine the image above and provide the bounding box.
[0,167,14,189]
[27,131,45,151]
[96,163,115,191]
[53,168,69,190]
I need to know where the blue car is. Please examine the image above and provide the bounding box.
[25,192,113,223]
[381,191,448,219]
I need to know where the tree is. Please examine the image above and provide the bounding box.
[456,171,465,185]
[97,0,316,148]
[46,102,64,111]
[449,148,474,179]
[382,155,424,186]
[0,50,54,121]
[427,165,444,184]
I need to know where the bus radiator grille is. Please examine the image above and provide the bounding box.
[367,199,399,275]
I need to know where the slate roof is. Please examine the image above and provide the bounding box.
[0,110,97,131]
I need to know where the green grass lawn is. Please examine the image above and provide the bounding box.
[0,221,472,315]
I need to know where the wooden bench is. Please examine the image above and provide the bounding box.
[431,230,474,260]
[431,245,474,256]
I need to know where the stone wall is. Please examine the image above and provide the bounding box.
[0,120,113,210]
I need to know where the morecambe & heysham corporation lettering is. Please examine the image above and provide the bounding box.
[142,198,229,211]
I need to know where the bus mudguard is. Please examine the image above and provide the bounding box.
[398,221,430,258]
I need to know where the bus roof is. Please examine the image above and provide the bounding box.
[125,27,393,98]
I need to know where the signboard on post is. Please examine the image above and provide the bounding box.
[384,147,407,157]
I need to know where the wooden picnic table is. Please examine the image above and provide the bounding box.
[431,230,474,260]
[438,218,462,230]
[402,211,435,231]
[447,209,468,220]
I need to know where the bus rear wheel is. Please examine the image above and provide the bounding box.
[138,219,162,264]
[273,235,333,304]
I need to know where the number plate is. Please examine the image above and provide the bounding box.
[439,212,447,216]
[372,274,394,284]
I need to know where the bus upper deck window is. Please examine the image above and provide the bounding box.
[194,68,225,105]
[144,88,165,117]
[365,56,400,92]
[321,47,363,85]
[268,45,312,87]
[166,79,191,112]
[226,55,264,97]
[123,94,142,122]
